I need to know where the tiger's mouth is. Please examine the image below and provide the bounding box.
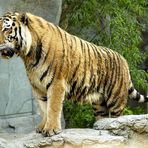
[0,44,15,58]
[1,49,15,58]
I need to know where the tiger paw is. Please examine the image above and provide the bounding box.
[36,123,45,133]
[36,127,43,133]
[42,127,62,137]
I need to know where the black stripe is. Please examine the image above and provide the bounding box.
[103,51,112,94]
[92,45,102,69]
[70,36,73,49]
[64,32,69,73]
[76,43,86,95]
[102,58,108,93]
[145,96,148,102]
[97,48,107,90]
[93,46,103,91]
[112,55,122,99]
[69,80,77,96]
[69,56,81,84]
[26,50,32,57]
[46,66,56,90]
[77,86,88,100]
[107,55,123,109]
[90,44,97,58]
[40,96,47,102]
[72,36,76,50]
[40,54,55,81]
[18,26,23,48]
[80,39,84,53]
[42,48,49,64]
[135,93,141,101]
[108,53,119,98]
[86,42,91,67]
[89,64,94,85]
[106,51,114,92]
[14,27,17,38]
[128,87,134,94]
[106,53,115,94]
[33,44,42,67]
[40,65,50,81]
[107,74,123,109]
[88,75,96,94]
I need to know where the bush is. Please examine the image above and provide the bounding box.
[63,101,95,128]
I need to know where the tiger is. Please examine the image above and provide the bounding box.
[0,12,147,137]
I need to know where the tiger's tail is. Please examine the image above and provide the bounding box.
[128,82,148,103]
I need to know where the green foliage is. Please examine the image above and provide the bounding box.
[63,101,95,128]
[123,106,146,115]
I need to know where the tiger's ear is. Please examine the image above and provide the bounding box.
[19,13,28,25]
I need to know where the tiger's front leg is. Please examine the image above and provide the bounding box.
[42,79,65,137]
[32,88,47,134]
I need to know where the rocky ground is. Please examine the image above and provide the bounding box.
[0,114,148,148]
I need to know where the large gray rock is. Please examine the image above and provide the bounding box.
[0,0,62,24]
[0,129,125,148]
[94,114,148,138]
[0,115,148,148]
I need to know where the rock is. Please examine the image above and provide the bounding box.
[93,114,148,138]
[0,138,8,148]
[0,114,148,148]
[0,114,40,134]
[0,129,125,148]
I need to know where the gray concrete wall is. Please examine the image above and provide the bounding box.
[0,0,62,118]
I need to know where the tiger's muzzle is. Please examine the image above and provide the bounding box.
[0,44,15,58]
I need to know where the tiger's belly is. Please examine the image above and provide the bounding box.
[66,82,103,103]
[85,92,103,103]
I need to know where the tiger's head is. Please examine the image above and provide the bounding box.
[0,12,32,58]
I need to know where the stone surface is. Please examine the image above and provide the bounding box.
[0,115,148,148]
[0,129,126,148]
[94,114,148,138]
[0,113,65,134]
[0,0,62,24]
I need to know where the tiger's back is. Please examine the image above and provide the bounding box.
[0,12,147,137]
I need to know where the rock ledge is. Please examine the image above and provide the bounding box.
[0,114,147,148]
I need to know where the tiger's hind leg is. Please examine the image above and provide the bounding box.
[92,97,109,121]
[107,94,127,118]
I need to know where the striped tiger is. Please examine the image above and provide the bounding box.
[0,12,147,137]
